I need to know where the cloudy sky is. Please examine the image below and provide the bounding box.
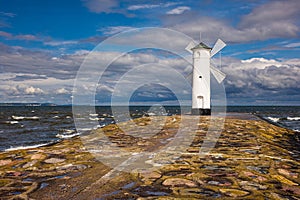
[0,0,299,105]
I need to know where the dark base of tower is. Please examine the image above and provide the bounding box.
[191,108,211,115]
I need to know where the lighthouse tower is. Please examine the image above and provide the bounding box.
[191,42,212,115]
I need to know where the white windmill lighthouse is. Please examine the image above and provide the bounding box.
[185,38,226,115]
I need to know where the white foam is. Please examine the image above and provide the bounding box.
[5,142,53,152]
[89,117,99,121]
[63,129,75,134]
[93,124,106,129]
[26,116,39,120]
[147,112,156,116]
[77,128,92,132]
[12,116,39,120]
[89,113,98,117]
[287,117,300,121]
[267,117,280,123]
[9,121,19,124]
[12,115,25,120]
[56,133,80,139]
[52,116,60,119]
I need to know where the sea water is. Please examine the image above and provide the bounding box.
[0,106,299,151]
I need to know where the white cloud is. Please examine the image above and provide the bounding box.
[74,50,91,55]
[44,40,78,46]
[55,88,70,94]
[128,2,179,11]
[24,86,44,95]
[284,42,300,48]
[0,11,16,18]
[240,57,283,68]
[0,31,39,41]
[99,26,135,35]
[239,0,300,30]
[0,31,12,38]
[222,57,300,90]
[167,6,191,15]
[128,4,160,10]
[82,0,119,13]
[164,0,300,43]
[1,34,299,105]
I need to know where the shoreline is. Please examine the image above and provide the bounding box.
[0,114,299,199]
[3,112,298,153]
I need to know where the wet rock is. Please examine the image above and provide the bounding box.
[12,171,22,177]
[162,178,197,187]
[30,154,46,160]
[271,175,298,186]
[187,147,199,153]
[239,181,268,190]
[255,176,267,182]
[219,188,250,197]
[56,164,87,171]
[207,180,220,185]
[139,170,161,184]
[22,160,38,168]
[137,141,152,146]
[282,185,300,195]
[278,168,298,179]
[44,158,65,164]
[243,171,257,177]
[186,173,207,185]
[10,194,29,200]
[178,188,221,198]
[207,179,232,186]
[268,192,290,200]
[0,159,12,166]
[247,166,269,174]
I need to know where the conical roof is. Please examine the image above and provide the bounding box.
[191,42,212,50]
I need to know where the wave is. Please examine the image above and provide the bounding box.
[267,117,280,123]
[12,115,39,120]
[11,115,24,120]
[93,124,106,129]
[89,117,99,121]
[89,113,98,117]
[56,133,80,139]
[77,128,92,132]
[62,129,75,134]
[5,121,19,124]
[5,141,57,152]
[287,117,300,121]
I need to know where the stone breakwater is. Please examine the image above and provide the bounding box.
[0,114,299,199]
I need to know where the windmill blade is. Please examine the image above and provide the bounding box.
[185,71,193,84]
[210,64,226,83]
[183,54,193,65]
[185,41,197,54]
[211,39,226,57]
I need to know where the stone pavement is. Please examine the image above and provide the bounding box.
[0,115,299,199]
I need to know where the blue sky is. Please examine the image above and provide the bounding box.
[0,0,299,105]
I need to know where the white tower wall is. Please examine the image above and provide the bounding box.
[192,48,211,110]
